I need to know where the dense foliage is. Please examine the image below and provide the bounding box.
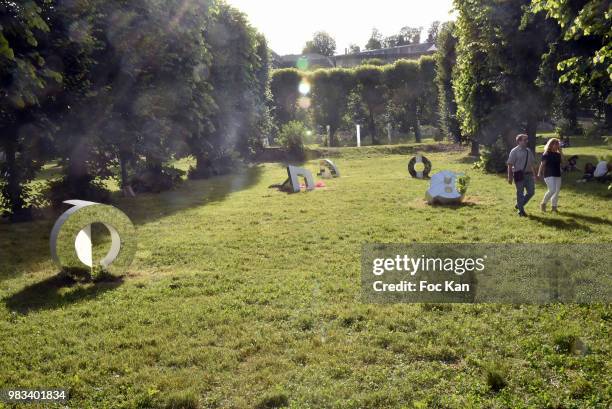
[269,56,442,147]
[452,0,609,157]
[531,0,611,129]
[277,121,306,160]
[3,0,610,219]
[309,68,355,146]
[302,31,336,57]
[435,21,462,143]
[0,0,271,221]
[0,0,56,220]
[270,69,302,127]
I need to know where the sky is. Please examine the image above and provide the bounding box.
[225,0,456,56]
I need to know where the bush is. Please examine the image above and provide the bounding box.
[555,118,582,138]
[583,123,608,141]
[131,166,185,193]
[277,121,307,159]
[456,174,470,195]
[473,139,509,173]
[361,58,386,66]
[188,149,241,180]
[45,175,111,209]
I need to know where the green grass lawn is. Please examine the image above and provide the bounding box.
[0,141,611,409]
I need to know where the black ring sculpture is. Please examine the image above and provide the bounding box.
[408,154,432,179]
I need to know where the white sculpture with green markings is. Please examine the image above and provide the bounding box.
[50,200,136,277]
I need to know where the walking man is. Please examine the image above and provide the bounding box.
[507,134,537,217]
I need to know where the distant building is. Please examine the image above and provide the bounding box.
[334,42,437,67]
[272,43,437,69]
[274,53,335,70]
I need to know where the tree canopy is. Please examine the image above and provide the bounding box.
[0,0,271,220]
[302,31,336,56]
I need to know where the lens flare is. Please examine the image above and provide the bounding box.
[296,56,309,70]
[299,80,311,95]
[298,96,311,109]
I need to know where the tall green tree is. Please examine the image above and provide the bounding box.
[426,21,441,43]
[435,21,462,142]
[365,28,383,50]
[418,56,438,127]
[45,0,148,197]
[200,2,262,177]
[0,0,59,220]
[42,0,218,194]
[385,59,423,142]
[348,44,361,54]
[354,65,387,144]
[248,32,274,155]
[454,0,556,154]
[310,68,355,146]
[384,26,422,47]
[1,0,272,217]
[270,68,302,126]
[532,0,611,128]
[303,31,336,56]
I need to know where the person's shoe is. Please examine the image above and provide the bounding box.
[551,206,558,213]
[518,209,528,217]
[540,202,546,212]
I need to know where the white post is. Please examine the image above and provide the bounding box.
[387,123,392,144]
[326,125,331,147]
[356,124,361,147]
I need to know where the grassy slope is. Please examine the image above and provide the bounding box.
[0,142,611,409]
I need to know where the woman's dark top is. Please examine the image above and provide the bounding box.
[542,151,562,178]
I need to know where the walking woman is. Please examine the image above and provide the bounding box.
[538,138,563,212]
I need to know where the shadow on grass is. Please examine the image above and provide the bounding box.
[557,211,612,226]
[456,155,479,164]
[305,141,465,159]
[428,201,480,208]
[527,214,592,232]
[4,272,123,314]
[0,219,55,283]
[119,165,264,225]
[490,153,610,199]
[0,166,264,281]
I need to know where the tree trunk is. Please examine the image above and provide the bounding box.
[67,140,91,196]
[567,107,578,133]
[470,139,480,156]
[146,157,163,177]
[329,125,338,147]
[3,136,30,222]
[526,116,538,152]
[368,110,378,145]
[119,151,135,197]
[450,119,462,144]
[414,117,422,143]
[604,102,612,130]
[119,151,129,188]
[408,102,421,143]
[191,154,213,179]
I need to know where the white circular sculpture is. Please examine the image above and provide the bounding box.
[50,200,136,276]
[317,159,340,178]
[426,171,466,205]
